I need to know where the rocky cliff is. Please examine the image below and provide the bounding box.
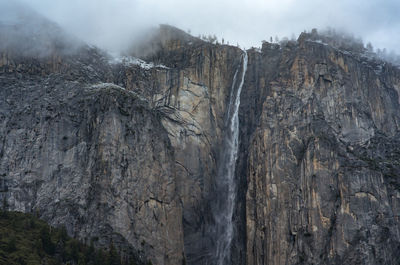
[1,19,400,265]
[243,35,400,265]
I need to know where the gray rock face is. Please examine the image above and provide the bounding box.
[243,38,400,265]
[0,46,183,264]
[1,23,400,265]
[116,26,245,264]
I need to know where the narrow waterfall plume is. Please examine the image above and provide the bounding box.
[213,51,248,265]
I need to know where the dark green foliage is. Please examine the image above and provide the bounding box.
[59,225,68,243]
[107,243,121,265]
[41,226,56,255]
[0,211,142,265]
[6,236,17,252]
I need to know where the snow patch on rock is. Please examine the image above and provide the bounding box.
[109,54,169,70]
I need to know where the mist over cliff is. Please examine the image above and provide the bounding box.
[6,0,400,54]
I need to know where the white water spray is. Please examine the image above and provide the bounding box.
[214,51,248,265]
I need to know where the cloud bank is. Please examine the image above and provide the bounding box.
[6,0,400,54]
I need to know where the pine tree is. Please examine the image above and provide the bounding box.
[7,236,17,252]
[108,243,121,265]
[41,226,55,255]
[366,42,373,52]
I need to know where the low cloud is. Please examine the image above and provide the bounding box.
[4,0,400,54]
[0,0,83,57]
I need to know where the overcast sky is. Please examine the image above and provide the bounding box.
[9,0,400,53]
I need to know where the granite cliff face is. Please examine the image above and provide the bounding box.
[243,36,400,265]
[0,48,184,264]
[1,20,400,265]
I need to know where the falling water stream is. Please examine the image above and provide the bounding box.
[213,51,248,265]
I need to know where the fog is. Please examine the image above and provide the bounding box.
[0,0,83,57]
[3,0,400,54]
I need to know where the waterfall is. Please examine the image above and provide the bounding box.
[213,51,248,265]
